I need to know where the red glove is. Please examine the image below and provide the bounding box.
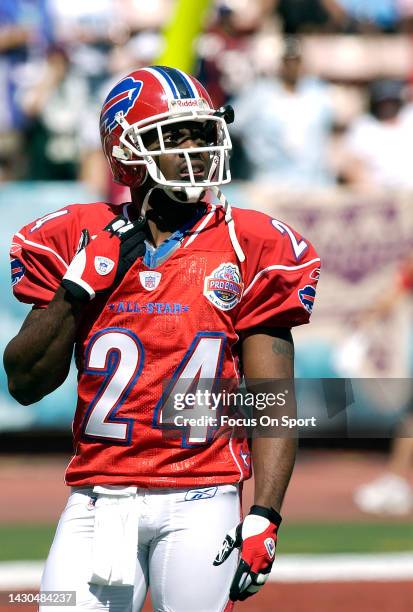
[213,505,281,601]
[62,215,146,301]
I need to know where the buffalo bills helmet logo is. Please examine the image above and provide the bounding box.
[298,284,316,314]
[101,77,143,133]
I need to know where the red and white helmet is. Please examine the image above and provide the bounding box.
[100,65,232,191]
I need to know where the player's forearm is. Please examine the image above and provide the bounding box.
[3,287,82,405]
[242,328,296,512]
[252,436,297,512]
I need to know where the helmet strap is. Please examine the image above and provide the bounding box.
[163,186,207,204]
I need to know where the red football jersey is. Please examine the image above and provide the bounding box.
[10,201,320,488]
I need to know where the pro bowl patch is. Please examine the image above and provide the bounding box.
[204,263,243,311]
[11,258,26,286]
[298,284,316,314]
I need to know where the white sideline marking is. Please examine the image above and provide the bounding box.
[271,552,413,582]
[0,561,42,588]
[1,553,413,589]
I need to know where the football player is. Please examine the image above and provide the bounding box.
[4,65,320,611]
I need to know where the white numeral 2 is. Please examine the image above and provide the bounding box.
[83,329,144,442]
[272,219,308,260]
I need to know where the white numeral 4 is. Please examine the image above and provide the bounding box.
[153,333,226,445]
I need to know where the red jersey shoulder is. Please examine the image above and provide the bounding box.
[11,202,126,307]
[232,207,321,331]
[231,207,319,273]
[16,202,123,245]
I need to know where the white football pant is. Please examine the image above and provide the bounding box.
[40,484,240,611]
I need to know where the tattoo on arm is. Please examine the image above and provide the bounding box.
[271,335,294,358]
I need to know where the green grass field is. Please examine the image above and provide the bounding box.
[1,522,412,562]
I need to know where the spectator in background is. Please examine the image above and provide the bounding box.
[230,37,335,186]
[353,255,413,515]
[341,79,413,190]
[48,0,129,97]
[19,45,90,181]
[0,0,54,180]
[197,1,270,109]
[336,0,399,32]
[397,0,413,31]
[274,0,349,33]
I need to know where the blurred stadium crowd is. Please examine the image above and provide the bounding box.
[2,0,413,199]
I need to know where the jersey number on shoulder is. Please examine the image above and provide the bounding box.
[82,329,225,446]
[271,219,308,260]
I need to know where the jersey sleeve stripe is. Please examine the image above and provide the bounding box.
[14,233,69,269]
[243,257,321,298]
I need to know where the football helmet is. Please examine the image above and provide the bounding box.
[100,65,233,194]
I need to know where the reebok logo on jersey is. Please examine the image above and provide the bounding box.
[94,256,115,275]
[139,271,161,291]
[264,537,276,559]
[204,263,243,311]
[184,487,218,501]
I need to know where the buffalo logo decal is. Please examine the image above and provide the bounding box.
[11,258,26,286]
[101,77,143,133]
[298,284,316,314]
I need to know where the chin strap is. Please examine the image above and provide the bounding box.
[164,186,207,204]
[211,186,245,263]
[139,188,153,220]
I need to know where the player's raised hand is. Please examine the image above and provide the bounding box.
[213,505,281,601]
[62,215,147,301]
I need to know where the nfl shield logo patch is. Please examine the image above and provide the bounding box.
[139,271,161,291]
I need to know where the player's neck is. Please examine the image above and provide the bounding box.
[131,187,206,248]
